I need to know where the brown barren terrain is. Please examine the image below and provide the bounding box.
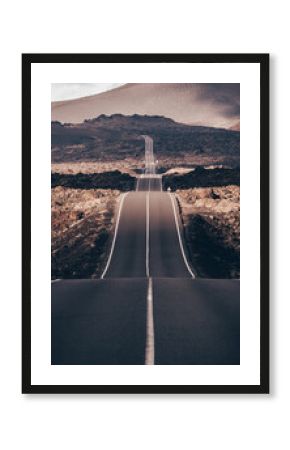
[176,186,240,278]
[51,187,120,279]
[51,160,139,176]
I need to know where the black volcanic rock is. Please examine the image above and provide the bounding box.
[163,167,240,190]
[51,170,135,191]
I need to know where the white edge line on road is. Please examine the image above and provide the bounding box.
[100,192,129,279]
[146,192,150,277]
[169,193,196,279]
[51,279,61,283]
[145,277,155,365]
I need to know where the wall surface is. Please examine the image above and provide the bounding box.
[0,1,287,449]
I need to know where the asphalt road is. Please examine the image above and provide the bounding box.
[137,175,162,192]
[104,192,147,278]
[52,135,240,365]
[149,192,192,278]
[52,278,239,365]
[153,279,240,365]
[52,279,147,365]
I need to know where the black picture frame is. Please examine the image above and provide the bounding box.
[22,53,269,394]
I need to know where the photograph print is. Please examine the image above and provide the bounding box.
[23,54,269,393]
[51,82,240,365]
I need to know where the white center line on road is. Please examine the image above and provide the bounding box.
[169,193,196,279]
[146,191,150,277]
[100,192,129,279]
[143,135,156,364]
[145,277,155,365]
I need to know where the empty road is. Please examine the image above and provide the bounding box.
[52,135,240,365]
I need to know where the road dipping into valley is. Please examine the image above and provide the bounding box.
[52,135,240,365]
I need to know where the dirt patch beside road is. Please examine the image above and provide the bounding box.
[51,187,120,279]
[176,186,240,278]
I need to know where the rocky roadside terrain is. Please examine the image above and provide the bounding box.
[176,186,240,278]
[51,187,120,279]
[51,160,140,176]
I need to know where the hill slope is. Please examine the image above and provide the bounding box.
[52,83,240,128]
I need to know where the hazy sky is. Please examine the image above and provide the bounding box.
[51,83,125,101]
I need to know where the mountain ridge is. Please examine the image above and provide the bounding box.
[51,113,240,165]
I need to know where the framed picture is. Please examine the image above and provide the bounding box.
[22,53,269,394]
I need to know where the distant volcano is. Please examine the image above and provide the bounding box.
[51,83,240,129]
